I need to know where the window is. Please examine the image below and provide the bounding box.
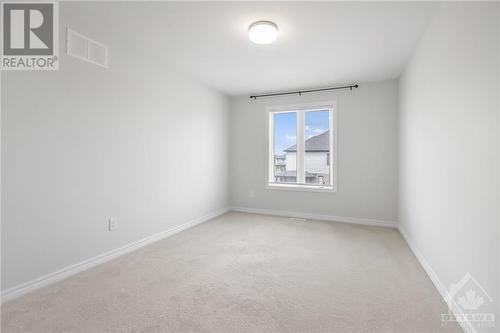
[267,102,337,192]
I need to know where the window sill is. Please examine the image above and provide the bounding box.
[266,183,336,193]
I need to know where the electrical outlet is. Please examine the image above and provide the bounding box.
[108,218,118,231]
[249,190,255,198]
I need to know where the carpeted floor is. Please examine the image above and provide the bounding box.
[2,212,461,333]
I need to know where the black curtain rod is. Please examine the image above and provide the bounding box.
[249,84,359,99]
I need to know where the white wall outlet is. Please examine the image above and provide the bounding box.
[249,190,255,198]
[108,218,118,231]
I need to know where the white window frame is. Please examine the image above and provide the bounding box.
[266,101,337,193]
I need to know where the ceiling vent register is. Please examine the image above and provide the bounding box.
[67,28,108,68]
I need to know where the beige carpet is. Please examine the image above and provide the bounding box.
[2,212,461,333]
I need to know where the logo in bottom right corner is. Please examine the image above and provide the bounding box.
[442,272,495,330]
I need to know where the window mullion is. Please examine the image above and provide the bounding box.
[268,113,275,183]
[296,111,305,184]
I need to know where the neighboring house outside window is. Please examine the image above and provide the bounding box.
[274,155,286,176]
[280,131,330,185]
[268,103,337,192]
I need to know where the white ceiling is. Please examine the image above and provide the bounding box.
[65,2,436,96]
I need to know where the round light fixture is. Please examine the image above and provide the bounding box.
[248,21,278,44]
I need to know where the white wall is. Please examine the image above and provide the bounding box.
[1,3,229,291]
[399,2,499,326]
[304,152,329,175]
[284,152,329,174]
[230,80,398,223]
[285,152,297,171]
[498,3,500,319]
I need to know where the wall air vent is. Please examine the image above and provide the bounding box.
[66,28,108,68]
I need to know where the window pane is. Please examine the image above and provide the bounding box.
[273,112,297,184]
[304,110,331,186]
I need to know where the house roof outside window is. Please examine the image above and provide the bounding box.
[284,131,329,152]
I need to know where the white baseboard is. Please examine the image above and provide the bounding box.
[1,207,229,303]
[398,226,475,333]
[229,206,397,228]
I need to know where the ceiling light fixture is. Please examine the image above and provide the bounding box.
[248,21,278,45]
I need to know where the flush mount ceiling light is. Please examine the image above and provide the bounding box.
[248,21,278,44]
